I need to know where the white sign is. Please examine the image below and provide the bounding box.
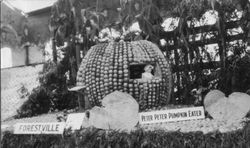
[66,113,86,130]
[139,106,205,124]
[14,122,65,134]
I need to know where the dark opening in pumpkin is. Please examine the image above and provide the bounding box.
[129,63,155,79]
[129,63,163,79]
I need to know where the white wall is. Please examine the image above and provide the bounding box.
[1,47,13,68]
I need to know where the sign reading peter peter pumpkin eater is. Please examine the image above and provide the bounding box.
[139,107,205,124]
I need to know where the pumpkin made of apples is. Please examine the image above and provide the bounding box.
[76,40,172,110]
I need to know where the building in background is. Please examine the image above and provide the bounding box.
[1,0,55,68]
[1,0,56,120]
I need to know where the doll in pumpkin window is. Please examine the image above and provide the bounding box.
[142,64,154,81]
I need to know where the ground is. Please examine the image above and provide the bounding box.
[1,64,43,121]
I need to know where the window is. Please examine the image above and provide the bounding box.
[129,63,158,79]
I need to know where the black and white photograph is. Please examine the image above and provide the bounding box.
[1,0,250,147]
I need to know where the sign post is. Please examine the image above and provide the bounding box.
[65,113,86,130]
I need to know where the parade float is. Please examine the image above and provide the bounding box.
[1,0,250,147]
[2,40,250,147]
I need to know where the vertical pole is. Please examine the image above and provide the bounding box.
[183,45,189,104]
[77,93,84,111]
[84,92,91,109]
[173,38,181,103]
[76,44,81,68]
[25,45,29,65]
[218,9,227,93]
[78,91,91,110]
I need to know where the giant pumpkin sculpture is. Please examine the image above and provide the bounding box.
[76,40,172,109]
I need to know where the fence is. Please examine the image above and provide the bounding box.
[159,18,247,104]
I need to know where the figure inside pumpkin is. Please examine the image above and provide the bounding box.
[141,64,154,81]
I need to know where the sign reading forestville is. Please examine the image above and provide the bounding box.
[14,122,65,134]
[139,107,205,124]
